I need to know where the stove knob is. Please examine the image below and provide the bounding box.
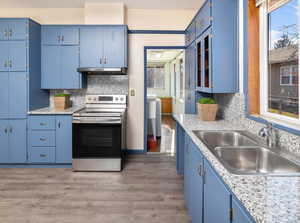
[93,98,97,101]
[115,97,119,101]
[120,97,124,101]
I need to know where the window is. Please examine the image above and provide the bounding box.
[280,65,299,85]
[260,0,299,122]
[147,65,165,89]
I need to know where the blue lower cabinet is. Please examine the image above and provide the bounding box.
[28,115,72,164]
[190,142,204,223]
[0,119,27,163]
[184,133,191,211]
[9,119,27,163]
[0,120,9,163]
[176,123,185,174]
[232,197,255,223]
[29,147,55,163]
[56,115,72,164]
[203,159,231,223]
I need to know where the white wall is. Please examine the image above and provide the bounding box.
[127,34,185,150]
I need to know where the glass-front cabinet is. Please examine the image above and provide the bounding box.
[196,28,212,93]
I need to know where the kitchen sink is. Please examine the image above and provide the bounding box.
[192,130,300,176]
[214,146,300,175]
[192,130,258,149]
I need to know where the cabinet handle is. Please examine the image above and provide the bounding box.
[9,29,12,37]
[104,57,107,64]
[9,60,12,68]
[39,137,46,141]
[9,127,12,133]
[40,154,47,158]
[58,122,61,128]
[40,122,47,126]
[197,164,202,176]
[58,35,61,42]
[4,128,8,134]
[100,58,102,64]
[61,35,64,42]
[4,29,8,37]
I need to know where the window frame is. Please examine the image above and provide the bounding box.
[280,65,298,86]
[259,0,300,126]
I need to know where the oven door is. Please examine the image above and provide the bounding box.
[73,123,121,159]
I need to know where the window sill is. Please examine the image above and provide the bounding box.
[247,113,300,136]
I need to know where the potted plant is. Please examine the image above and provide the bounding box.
[54,94,71,110]
[197,97,218,121]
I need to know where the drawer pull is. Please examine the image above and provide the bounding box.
[40,154,47,158]
[39,123,47,126]
[39,137,47,141]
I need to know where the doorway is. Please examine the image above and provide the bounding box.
[144,47,185,154]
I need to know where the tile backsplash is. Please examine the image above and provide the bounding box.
[50,75,129,107]
[215,93,300,156]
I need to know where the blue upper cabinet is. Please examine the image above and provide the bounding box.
[42,26,79,45]
[0,19,27,41]
[0,41,27,72]
[80,27,104,68]
[80,25,128,68]
[203,159,231,223]
[185,21,196,47]
[186,0,238,93]
[41,45,81,89]
[195,0,211,37]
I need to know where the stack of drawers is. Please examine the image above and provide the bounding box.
[28,116,56,163]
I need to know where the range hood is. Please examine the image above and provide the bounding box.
[77,67,127,75]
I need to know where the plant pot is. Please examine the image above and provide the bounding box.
[54,95,71,110]
[197,103,218,121]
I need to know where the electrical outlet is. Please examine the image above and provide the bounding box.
[130,89,135,96]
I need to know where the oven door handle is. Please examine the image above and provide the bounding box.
[72,117,122,124]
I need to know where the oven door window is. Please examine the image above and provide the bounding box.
[73,123,121,158]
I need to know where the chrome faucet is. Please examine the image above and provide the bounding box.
[258,122,277,148]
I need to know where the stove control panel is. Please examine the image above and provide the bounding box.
[86,95,127,104]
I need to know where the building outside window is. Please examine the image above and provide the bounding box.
[260,0,299,121]
[147,64,165,89]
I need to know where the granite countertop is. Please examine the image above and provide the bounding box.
[173,114,300,223]
[28,106,84,115]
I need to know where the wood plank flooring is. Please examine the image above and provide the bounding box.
[0,154,190,223]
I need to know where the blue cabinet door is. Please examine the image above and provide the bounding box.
[56,115,72,163]
[176,123,184,175]
[190,142,204,223]
[42,27,61,45]
[0,120,9,163]
[9,119,27,163]
[103,27,126,68]
[41,45,61,89]
[61,46,80,89]
[203,160,231,223]
[80,27,103,68]
[60,27,79,45]
[9,20,27,41]
[0,41,9,71]
[9,41,27,72]
[9,72,27,118]
[184,133,191,211]
[0,22,8,40]
[232,197,255,223]
[0,73,9,117]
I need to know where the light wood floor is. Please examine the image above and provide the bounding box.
[0,154,190,223]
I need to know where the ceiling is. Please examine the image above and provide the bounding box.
[147,49,183,63]
[0,0,203,9]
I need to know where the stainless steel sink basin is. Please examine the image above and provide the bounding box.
[192,130,300,176]
[214,146,300,175]
[192,130,258,148]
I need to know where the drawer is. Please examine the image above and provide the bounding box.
[28,147,55,163]
[29,116,56,130]
[195,0,211,37]
[30,131,56,147]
